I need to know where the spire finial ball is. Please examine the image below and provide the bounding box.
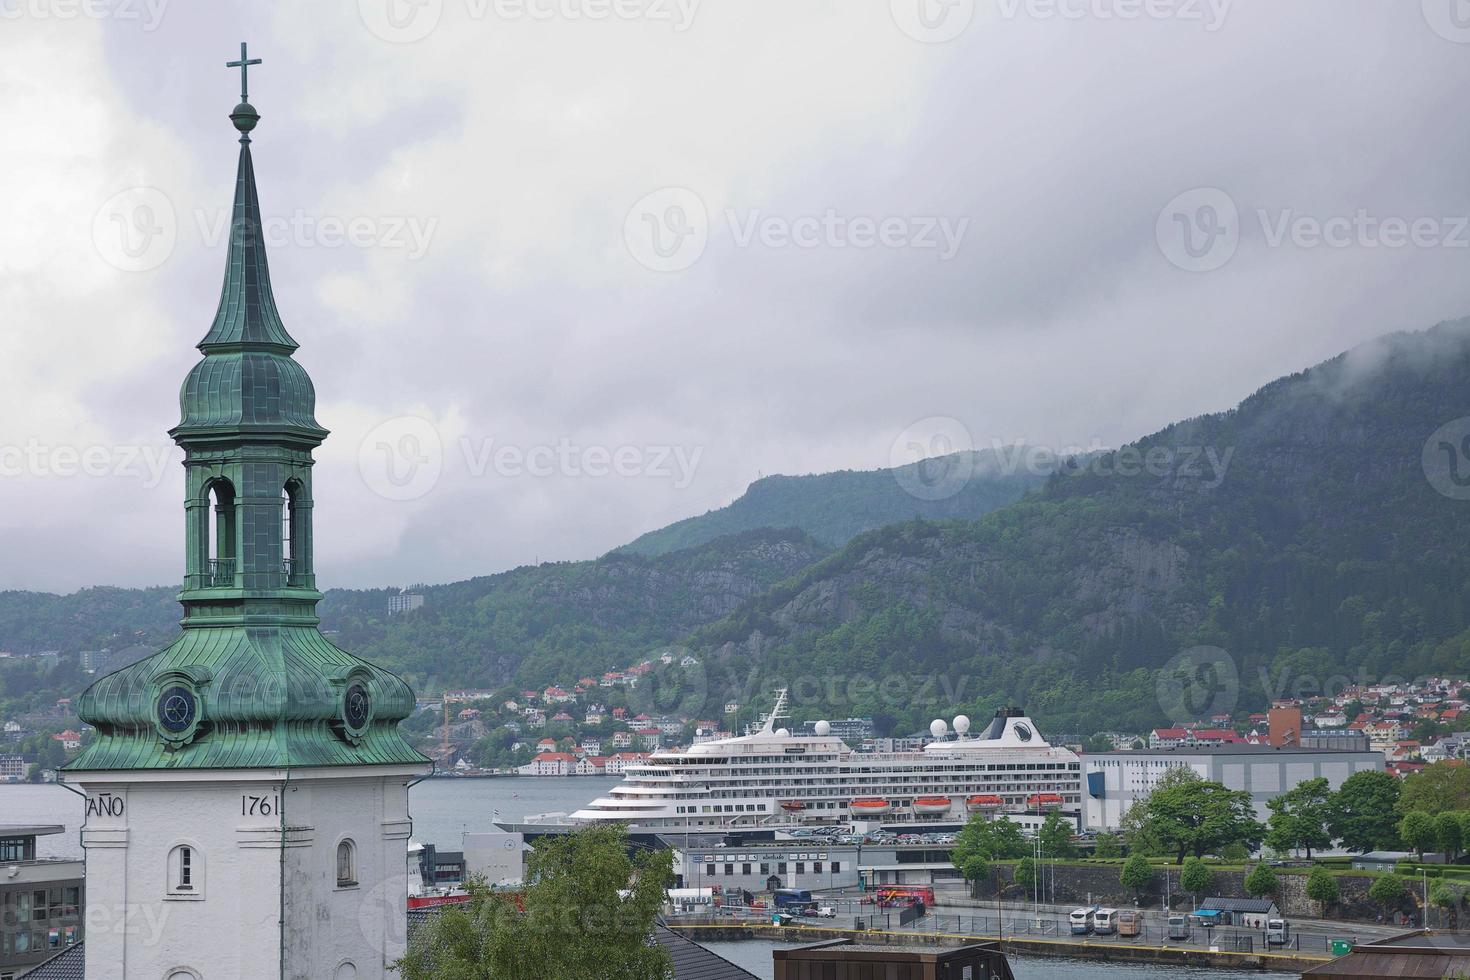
[231,102,260,134]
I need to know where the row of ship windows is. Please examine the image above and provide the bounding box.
[640,762,1080,772]
[631,783,1078,803]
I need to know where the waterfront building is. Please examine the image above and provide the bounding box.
[0,755,24,782]
[0,825,84,979]
[60,52,429,979]
[1083,743,1384,830]
[387,591,425,616]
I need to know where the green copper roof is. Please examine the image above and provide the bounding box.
[68,626,423,771]
[67,78,427,775]
[177,350,322,433]
[198,135,299,354]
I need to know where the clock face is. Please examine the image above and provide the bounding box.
[157,686,197,734]
[344,682,371,731]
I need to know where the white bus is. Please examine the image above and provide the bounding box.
[1069,907,1095,934]
[1093,908,1119,935]
[1266,918,1290,946]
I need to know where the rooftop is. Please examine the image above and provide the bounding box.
[0,823,65,838]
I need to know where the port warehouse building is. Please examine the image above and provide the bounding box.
[1082,744,1385,831]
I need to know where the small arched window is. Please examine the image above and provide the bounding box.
[336,839,357,888]
[167,844,203,898]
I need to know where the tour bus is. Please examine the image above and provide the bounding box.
[1069,907,1095,935]
[1092,908,1119,935]
[772,888,814,909]
[1167,914,1190,940]
[1266,918,1291,946]
[1116,909,1142,937]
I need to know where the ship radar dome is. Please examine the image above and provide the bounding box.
[954,714,971,735]
[929,718,948,738]
[814,720,831,736]
[775,727,790,738]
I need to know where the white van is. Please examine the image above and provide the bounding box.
[1093,908,1118,935]
[1069,908,1094,934]
[1266,918,1290,946]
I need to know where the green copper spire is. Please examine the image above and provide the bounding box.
[67,48,426,773]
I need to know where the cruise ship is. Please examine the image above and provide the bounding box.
[570,691,1083,830]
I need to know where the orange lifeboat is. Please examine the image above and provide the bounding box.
[911,796,952,814]
[1026,793,1063,810]
[849,798,892,816]
[780,800,806,812]
[966,794,1003,812]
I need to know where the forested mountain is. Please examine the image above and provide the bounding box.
[318,527,829,690]
[619,449,1049,556]
[6,320,1470,741]
[688,320,1470,736]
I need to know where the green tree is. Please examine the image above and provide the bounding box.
[1039,810,1077,859]
[1399,761,1470,815]
[1133,770,1264,863]
[1399,811,1437,860]
[1180,857,1213,907]
[1093,832,1123,859]
[953,815,1026,890]
[1264,777,1332,859]
[1328,770,1403,853]
[1120,853,1154,900]
[395,823,673,980]
[1305,866,1340,914]
[1244,863,1279,899]
[1430,879,1459,927]
[1368,874,1406,917]
[1015,856,1038,893]
[1435,811,1464,861]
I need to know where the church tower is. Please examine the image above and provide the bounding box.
[63,46,430,980]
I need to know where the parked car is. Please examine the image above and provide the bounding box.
[816,906,837,918]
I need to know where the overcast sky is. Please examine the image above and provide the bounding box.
[5,0,1470,593]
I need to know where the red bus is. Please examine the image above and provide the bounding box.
[876,885,934,908]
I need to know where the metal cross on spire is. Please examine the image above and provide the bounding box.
[226,41,262,104]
